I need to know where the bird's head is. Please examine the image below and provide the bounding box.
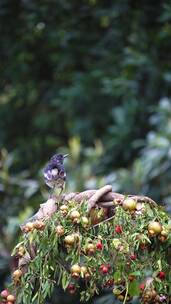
[50,153,68,164]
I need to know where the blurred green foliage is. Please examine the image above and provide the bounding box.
[113,99,171,212]
[0,0,171,303]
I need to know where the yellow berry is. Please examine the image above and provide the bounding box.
[60,205,68,215]
[161,228,169,237]
[64,235,75,245]
[70,264,81,274]
[148,221,162,235]
[86,243,96,254]
[117,294,124,301]
[80,266,87,275]
[18,246,25,257]
[13,269,22,280]
[70,210,80,219]
[81,216,89,226]
[122,198,137,211]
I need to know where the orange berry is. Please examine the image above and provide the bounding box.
[7,295,15,302]
[23,222,34,233]
[33,221,45,230]
[84,272,90,280]
[55,225,65,236]
[13,269,22,282]
[128,275,135,281]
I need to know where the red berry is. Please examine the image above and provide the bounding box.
[99,264,105,271]
[107,263,111,270]
[71,272,80,279]
[0,289,9,298]
[106,279,114,286]
[96,241,103,250]
[130,254,137,260]
[102,266,108,274]
[139,283,145,290]
[140,243,147,250]
[115,225,122,234]
[99,264,108,274]
[67,283,76,294]
[99,263,110,273]
[158,271,165,280]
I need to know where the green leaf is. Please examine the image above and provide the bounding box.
[129,271,141,277]
[32,292,38,302]
[62,271,70,290]
[128,281,140,296]
[114,270,122,281]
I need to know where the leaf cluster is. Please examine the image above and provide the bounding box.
[7,198,171,304]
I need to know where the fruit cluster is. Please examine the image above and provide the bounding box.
[22,220,46,233]
[1,197,171,304]
[0,290,15,304]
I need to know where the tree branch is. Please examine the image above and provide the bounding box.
[87,185,112,211]
[21,185,158,226]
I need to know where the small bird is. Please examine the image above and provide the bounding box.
[43,153,68,195]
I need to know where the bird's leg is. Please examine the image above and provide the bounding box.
[53,185,64,202]
[61,181,66,195]
[58,187,64,197]
[49,187,54,199]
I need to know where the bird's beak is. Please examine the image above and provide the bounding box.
[63,154,69,158]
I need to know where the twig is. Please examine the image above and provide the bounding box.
[92,214,116,228]
[123,281,129,304]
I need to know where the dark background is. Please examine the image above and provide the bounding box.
[0,1,171,303]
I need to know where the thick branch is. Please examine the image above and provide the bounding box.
[21,186,158,226]
[87,185,112,211]
[63,189,124,203]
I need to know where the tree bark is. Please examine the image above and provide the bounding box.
[21,185,157,227]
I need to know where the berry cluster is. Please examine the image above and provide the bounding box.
[0,290,15,304]
[1,197,170,303]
